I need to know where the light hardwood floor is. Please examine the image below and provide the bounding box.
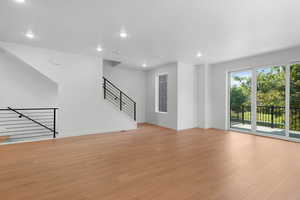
[1,123,300,200]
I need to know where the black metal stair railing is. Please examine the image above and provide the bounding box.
[0,107,58,142]
[102,77,136,121]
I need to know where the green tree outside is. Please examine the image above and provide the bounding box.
[230,65,300,131]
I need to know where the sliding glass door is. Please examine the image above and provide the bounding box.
[256,66,286,136]
[229,70,252,130]
[289,64,300,138]
[229,64,300,141]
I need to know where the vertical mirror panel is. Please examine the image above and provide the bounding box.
[289,64,300,138]
[256,66,285,135]
[230,71,252,130]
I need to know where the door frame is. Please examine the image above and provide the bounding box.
[227,63,300,142]
[227,68,253,132]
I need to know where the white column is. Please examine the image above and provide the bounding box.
[204,63,211,129]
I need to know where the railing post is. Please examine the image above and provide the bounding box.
[242,106,245,124]
[271,105,274,128]
[134,102,136,121]
[53,108,56,138]
[103,76,137,121]
[120,91,122,111]
[103,78,107,99]
[230,106,232,122]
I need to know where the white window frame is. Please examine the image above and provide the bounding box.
[227,62,300,142]
[155,72,168,114]
[227,68,253,132]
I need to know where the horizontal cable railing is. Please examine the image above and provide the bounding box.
[0,107,58,143]
[230,105,300,130]
[103,77,136,121]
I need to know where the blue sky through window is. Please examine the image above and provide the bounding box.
[231,71,251,87]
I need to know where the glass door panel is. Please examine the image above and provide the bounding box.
[256,66,285,135]
[289,64,300,138]
[230,71,252,130]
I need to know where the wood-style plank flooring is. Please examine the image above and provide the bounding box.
[1,123,300,200]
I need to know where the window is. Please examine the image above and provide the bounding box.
[289,64,300,138]
[156,73,168,113]
[256,66,285,135]
[229,70,252,131]
[228,64,300,140]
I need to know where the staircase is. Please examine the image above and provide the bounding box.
[0,107,58,144]
[0,77,136,145]
[102,77,136,121]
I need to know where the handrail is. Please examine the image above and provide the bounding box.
[230,105,288,129]
[103,77,136,103]
[103,77,136,121]
[0,108,59,111]
[7,107,58,138]
[105,89,129,105]
[230,105,300,109]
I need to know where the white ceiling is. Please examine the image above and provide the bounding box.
[1,0,300,68]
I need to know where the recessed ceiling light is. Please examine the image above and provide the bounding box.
[25,30,35,39]
[14,0,26,3]
[96,45,103,52]
[120,30,128,38]
[142,63,147,68]
[197,52,203,57]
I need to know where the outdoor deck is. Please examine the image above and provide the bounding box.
[231,122,300,138]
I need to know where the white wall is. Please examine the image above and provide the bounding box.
[0,49,57,108]
[210,46,300,130]
[204,63,212,129]
[0,42,61,83]
[177,62,197,130]
[55,55,137,137]
[0,42,137,137]
[196,65,205,128]
[0,41,204,133]
[146,62,178,129]
[103,63,146,123]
